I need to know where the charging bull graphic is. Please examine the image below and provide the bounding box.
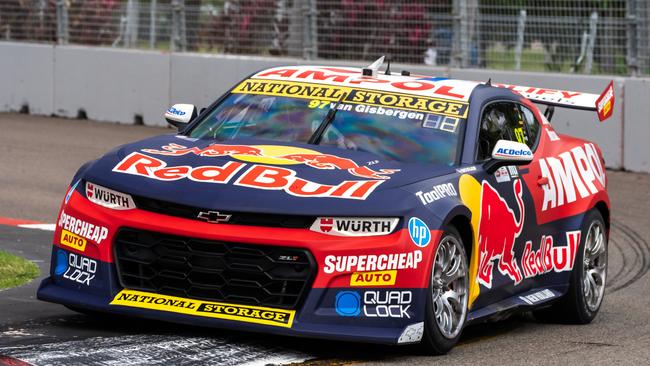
[143,143,264,157]
[476,179,525,288]
[459,175,526,307]
[143,143,399,180]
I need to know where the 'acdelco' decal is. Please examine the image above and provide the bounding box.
[110,289,295,328]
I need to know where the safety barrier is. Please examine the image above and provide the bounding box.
[0,42,646,172]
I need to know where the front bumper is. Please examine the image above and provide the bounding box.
[38,187,441,345]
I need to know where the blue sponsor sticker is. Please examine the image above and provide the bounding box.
[55,249,68,276]
[335,291,361,316]
[408,217,431,247]
[65,179,80,204]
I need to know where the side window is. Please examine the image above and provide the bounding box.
[477,102,522,161]
[519,105,541,150]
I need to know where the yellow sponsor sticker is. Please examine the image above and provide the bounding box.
[232,79,469,118]
[60,229,87,252]
[350,270,397,286]
[110,289,295,328]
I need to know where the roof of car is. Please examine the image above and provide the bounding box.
[249,65,481,102]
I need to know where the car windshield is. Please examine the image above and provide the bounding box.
[188,81,466,166]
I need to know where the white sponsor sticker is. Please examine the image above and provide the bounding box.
[86,182,135,210]
[495,167,510,183]
[310,217,398,237]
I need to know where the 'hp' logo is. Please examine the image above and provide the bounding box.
[408,217,431,247]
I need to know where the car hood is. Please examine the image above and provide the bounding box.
[82,134,455,216]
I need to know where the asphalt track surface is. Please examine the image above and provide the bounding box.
[1,113,649,365]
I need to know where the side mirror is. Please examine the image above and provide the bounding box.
[164,104,198,129]
[483,140,533,174]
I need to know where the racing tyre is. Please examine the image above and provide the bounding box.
[420,227,469,354]
[534,209,608,324]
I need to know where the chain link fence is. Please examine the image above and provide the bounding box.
[1,0,648,76]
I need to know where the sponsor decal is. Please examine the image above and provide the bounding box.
[494,147,532,158]
[507,166,519,178]
[522,231,581,279]
[349,270,397,287]
[538,143,606,212]
[113,152,383,200]
[408,217,431,247]
[335,291,361,316]
[334,290,413,319]
[56,250,96,286]
[142,143,399,180]
[475,180,525,288]
[415,183,457,205]
[398,322,424,344]
[323,250,422,274]
[519,289,555,305]
[595,81,614,121]
[166,107,186,116]
[57,211,109,244]
[85,182,135,210]
[111,289,295,328]
[310,217,398,237]
[59,229,87,252]
[456,166,477,174]
[495,167,510,183]
[254,67,470,100]
[65,180,80,204]
[234,79,468,118]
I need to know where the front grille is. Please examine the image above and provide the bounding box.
[113,228,315,309]
[132,196,315,228]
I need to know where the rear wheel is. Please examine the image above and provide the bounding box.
[420,227,469,354]
[534,209,608,324]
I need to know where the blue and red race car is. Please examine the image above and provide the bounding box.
[38,59,614,354]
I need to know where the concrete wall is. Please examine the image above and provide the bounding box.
[1,41,648,172]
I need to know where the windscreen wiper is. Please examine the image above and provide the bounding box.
[308,93,347,145]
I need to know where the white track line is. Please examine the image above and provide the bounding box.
[17,224,56,231]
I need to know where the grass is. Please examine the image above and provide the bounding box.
[0,251,39,290]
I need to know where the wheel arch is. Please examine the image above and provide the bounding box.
[593,200,610,233]
[442,207,474,264]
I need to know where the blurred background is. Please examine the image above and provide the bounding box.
[0,0,648,76]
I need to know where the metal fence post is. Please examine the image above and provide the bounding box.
[125,0,140,48]
[55,0,69,45]
[171,0,187,52]
[584,11,598,74]
[149,0,157,49]
[452,0,468,68]
[302,0,317,60]
[514,10,527,71]
[627,0,639,76]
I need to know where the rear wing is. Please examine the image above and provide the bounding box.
[493,81,615,122]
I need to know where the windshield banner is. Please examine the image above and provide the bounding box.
[232,79,469,119]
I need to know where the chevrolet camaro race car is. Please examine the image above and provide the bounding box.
[38,59,615,354]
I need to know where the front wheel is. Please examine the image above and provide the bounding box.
[420,227,469,354]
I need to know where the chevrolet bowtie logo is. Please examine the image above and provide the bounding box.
[197,211,232,223]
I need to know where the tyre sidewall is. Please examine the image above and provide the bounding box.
[421,227,468,354]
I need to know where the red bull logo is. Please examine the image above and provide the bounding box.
[476,179,525,288]
[142,143,399,180]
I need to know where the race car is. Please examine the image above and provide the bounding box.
[38,58,614,354]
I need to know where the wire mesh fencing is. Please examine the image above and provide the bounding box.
[0,0,648,76]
